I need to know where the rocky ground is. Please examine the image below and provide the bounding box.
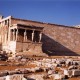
[0,54,80,80]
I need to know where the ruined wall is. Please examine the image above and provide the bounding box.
[11,18,80,56]
[0,25,8,50]
[42,25,80,56]
[16,42,42,54]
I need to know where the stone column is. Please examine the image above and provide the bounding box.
[7,20,8,25]
[9,18,11,26]
[8,28,10,42]
[10,29,12,41]
[2,35,3,42]
[16,29,18,41]
[24,30,26,42]
[5,34,6,44]
[39,32,42,42]
[32,30,34,42]
[7,19,9,26]
[26,30,27,41]
[13,29,15,41]
[1,35,2,43]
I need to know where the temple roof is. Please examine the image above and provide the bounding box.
[11,24,44,31]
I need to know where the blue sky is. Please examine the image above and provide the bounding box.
[0,0,80,26]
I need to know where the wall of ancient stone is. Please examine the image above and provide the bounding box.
[16,42,42,54]
[42,25,80,56]
[11,18,80,56]
[0,25,8,51]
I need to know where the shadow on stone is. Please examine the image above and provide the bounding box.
[42,34,80,56]
[27,78,35,80]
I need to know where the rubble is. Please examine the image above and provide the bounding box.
[0,56,80,80]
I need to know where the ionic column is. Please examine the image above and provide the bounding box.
[7,20,8,25]
[7,19,9,26]
[32,30,34,42]
[24,30,26,42]
[16,29,18,41]
[9,18,11,26]
[39,32,42,42]
[10,29,12,41]
[26,30,27,41]
[2,35,3,42]
[5,34,6,44]
[13,29,15,41]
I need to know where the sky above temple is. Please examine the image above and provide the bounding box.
[0,0,80,26]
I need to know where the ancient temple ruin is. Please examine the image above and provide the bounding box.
[0,16,44,56]
[0,15,80,56]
